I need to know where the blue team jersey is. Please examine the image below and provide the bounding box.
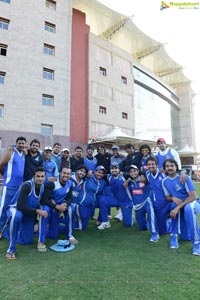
[84,157,97,172]
[50,180,72,205]
[43,159,59,183]
[107,174,131,202]
[70,174,85,204]
[127,177,151,205]
[78,175,106,206]
[11,179,45,208]
[162,174,195,200]
[156,148,174,170]
[3,147,25,187]
[146,170,167,209]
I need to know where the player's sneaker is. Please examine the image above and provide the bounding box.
[192,242,200,256]
[170,234,179,249]
[115,211,123,221]
[114,210,121,219]
[150,233,160,243]
[97,222,111,230]
[69,236,79,244]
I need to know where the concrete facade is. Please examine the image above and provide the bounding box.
[0,0,72,148]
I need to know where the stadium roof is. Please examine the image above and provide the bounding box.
[72,0,191,90]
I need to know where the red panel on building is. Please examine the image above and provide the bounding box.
[70,9,89,143]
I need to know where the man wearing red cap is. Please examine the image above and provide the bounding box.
[156,138,181,171]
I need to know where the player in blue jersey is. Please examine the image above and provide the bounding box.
[75,165,106,230]
[98,162,133,230]
[124,165,159,242]
[139,144,153,171]
[0,136,26,238]
[43,146,59,183]
[145,156,171,234]
[84,144,97,172]
[45,167,73,243]
[156,138,181,171]
[4,167,66,259]
[162,158,200,255]
[69,164,88,243]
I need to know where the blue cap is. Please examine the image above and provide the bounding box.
[96,165,106,172]
[110,162,119,168]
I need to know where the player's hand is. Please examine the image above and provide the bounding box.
[56,203,67,212]
[48,177,57,182]
[172,197,182,205]
[37,209,48,218]
[170,207,179,218]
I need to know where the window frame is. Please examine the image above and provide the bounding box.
[122,112,128,119]
[0,44,7,56]
[43,43,55,56]
[43,68,54,80]
[99,67,107,76]
[0,17,10,30]
[46,0,56,10]
[42,94,54,106]
[0,104,4,118]
[0,71,6,84]
[99,106,107,114]
[41,124,53,136]
[44,21,56,33]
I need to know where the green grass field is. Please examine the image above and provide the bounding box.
[1,183,200,300]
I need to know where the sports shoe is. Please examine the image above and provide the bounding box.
[97,222,111,230]
[5,252,16,260]
[150,233,160,243]
[192,242,200,256]
[69,236,79,244]
[115,211,123,221]
[114,210,121,219]
[170,234,179,249]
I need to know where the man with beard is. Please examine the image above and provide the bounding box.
[162,158,200,255]
[23,138,43,181]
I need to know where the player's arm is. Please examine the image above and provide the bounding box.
[170,190,196,218]
[63,187,73,206]
[0,146,13,174]
[17,182,38,216]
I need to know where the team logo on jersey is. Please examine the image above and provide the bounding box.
[139,182,145,188]
[175,184,181,191]
[132,189,143,195]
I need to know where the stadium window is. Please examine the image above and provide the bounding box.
[0,44,7,56]
[46,0,56,10]
[0,104,4,118]
[121,76,127,85]
[45,21,56,33]
[0,17,10,30]
[43,68,54,80]
[41,124,53,137]
[42,94,54,106]
[0,71,6,84]
[99,106,107,114]
[0,0,11,3]
[44,44,55,56]
[122,112,128,119]
[99,67,107,76]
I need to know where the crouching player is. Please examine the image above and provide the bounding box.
[45,167,73,243]
[162,158,200,255]
[124,165,159,242]
[4,167,66,259]
[98,162,133,230]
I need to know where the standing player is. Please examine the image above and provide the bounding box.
[156,138,181,171]
[0,136,26,238]
[84,144,97,172]
[23,138,43,181]
[162,158,200,255]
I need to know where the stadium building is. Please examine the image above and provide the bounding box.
[0,0,196,151]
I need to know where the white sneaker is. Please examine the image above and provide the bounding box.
[115,211,123,221]
[114,210,121,219]
[97,222,111,230]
